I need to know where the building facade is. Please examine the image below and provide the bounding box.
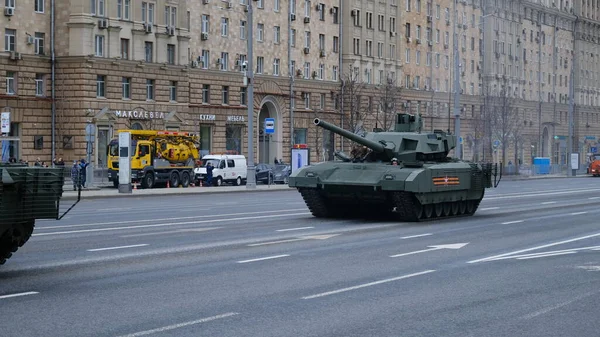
[1,0,342,170]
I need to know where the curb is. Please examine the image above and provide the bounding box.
[501,174,591,181]
[60,185,295,200]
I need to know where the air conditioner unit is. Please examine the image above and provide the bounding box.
[351,9,357,16]
[406,37,412,43]
[428,41,433,46]
[390,31,396,37]
[303,47,310,54]
[427,15,432,23]
[290,13,296,21]
[319,49,325,57]
[304,17,310,23]
[144,23,153,33]
[315,3,321,11]
[98,19,108,29]
[202,0,209,3]
[27,35,34,45]
[416,38,421,44]
[296,69,302,76]
[9,51,21,60]
[192,60,199,68]
[226,1,232,9]
[201,32,208,40]
[167,26,175,36]
[444,43,448,49]
[329,7,335,14]
[445,19,450,26]
[312,71,317,78]
[4,7,14,16]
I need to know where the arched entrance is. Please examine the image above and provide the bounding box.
[131,122,144,130]
[257,97,281,164]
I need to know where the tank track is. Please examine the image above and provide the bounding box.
[298,188,363,218]
[391,191,482,222]
[0,221,35,265]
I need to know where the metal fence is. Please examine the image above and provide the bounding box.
[505,164,589,177]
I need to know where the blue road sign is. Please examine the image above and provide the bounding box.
[265,118,275,134]
[591,147,598,153]
[493,140,501,147]
[459,136,463,144]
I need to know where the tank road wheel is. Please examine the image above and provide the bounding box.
[450,202,459,216]
[465,201,476,215]
[458,201,467,215]
[299,188,332,218]
[181,171,191,188]
[141,172,155,189]
[434,203,443,218]
[442,202,452,217]
[0,220,35,265]
[423,204,434,219]
[391,192,423,222]
[170,171,181,188]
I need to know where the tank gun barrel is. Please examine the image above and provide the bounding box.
[314,118,386,153]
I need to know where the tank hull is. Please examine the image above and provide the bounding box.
[289,161,493,222]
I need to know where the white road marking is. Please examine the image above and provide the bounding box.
[501,220,524,225]
[541,201,557,205]
[588,197,600,200]
[117,312,239,337]
[485,188,599,200]
[237,254,290,264]
[0,291,39,300]
[521,291,599,320]
[302,270,436,300]
[571,211,588,215]
[34,212,310,236]
[120,227,221,238]
[400,233,433,239]
[479,207,500,211]
[468,232,600,263]
[87,244,149,252]
[480,245,600,262]
[515,251,576,260]
[37,208,308,230]
[248,234,340,247]
[390,243,468,258]
[276,227,314,232]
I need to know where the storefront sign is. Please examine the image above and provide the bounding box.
[1,112,9,134]
[113,110,166,119]
[227,115,245,123]
[199,114,216,121]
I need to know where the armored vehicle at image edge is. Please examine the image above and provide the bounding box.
[0,164,80,265]
[288,113,501,221]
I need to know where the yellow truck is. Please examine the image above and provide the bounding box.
[107,130,200,189]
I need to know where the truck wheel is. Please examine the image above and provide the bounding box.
[216,176,223,186]
[170,172,180,188]
[181,171,191,187]
[142,172,155,189]
[234,176,242,186]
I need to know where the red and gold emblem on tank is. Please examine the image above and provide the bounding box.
[433,176,460,186]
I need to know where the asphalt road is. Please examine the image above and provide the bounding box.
[1,177,600,337]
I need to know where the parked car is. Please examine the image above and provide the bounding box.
[255,163,274,184]
[272,165,291,184]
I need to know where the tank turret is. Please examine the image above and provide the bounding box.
[314,113,456,163]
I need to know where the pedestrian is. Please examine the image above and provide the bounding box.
[205,162,214,187]
[71,160,79,191]
[78,159,89,188]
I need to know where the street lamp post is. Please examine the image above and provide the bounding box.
[452,0,462,159]
[245,2,256,188]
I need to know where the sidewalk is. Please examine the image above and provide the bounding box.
[61,184,293,200]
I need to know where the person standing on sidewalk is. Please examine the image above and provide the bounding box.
[71,161,79,191]
[205,162,214,187]
[78,159,89,188]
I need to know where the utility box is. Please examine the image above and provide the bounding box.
[533,157,551,174]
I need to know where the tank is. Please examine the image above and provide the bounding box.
[0,164,80,265]
[288,113,502,222]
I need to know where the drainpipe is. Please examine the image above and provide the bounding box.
[288,0,294,163]
[340,78,345,150]
[50,0,56,166]
[338,0,344,151]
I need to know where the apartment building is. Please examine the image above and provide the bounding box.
[0,0,341,169]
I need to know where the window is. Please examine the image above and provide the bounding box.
[4,29,15,52]
[35,0,44,13]
[144,41,153,62]
[304,92,310,109]
[274,0,280,12]
[35,74,44,96]
[304,0,311,18]
[318,3,325,20]
[142,2,154,23]
[257,23,264,41]
[165,6,177,27]
[293,129,307,145]
[199,125,212,157]
[118,0,122,18]
[256,56,264,73]
[225,125,242,154]
[222,86,229,104]
[120,38,129,59]
[319,34,325,51]
[332,6,338,24]
[201,50,209,69]
[273,58,280,76]
[122,77,131,99]
[220,52,229,70]
[96,75,105,97]
[5,0,14,8]
[240,20,247,40]
[6,71,16,95]
[221,17,229,36]
[201,15,210,33]
[318,63,324,79]
[169,81,177,101]
[146,79,154,100]
[34,32,45,55]
[319,93,325,109]
[202,84,210,104]
[290,29,296,47]
[95,35,104,56]
[167,44,175,64]
[333,36,339,53]
[240,87,247,105]
[303,62,310,79]
[332,66,338,81]
[273,26,280,44]
[119,0,131,20]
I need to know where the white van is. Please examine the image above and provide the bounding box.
[194,154,247,186]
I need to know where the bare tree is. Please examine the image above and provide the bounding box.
[470,106,487,162]
[339,65,367,135]
[486,77,521,166]
[375,75,401,131]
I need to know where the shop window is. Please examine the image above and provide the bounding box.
[225,124,242,154]
[1,122,20,162]
[199,125,212,157]
[293,128,307,145]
